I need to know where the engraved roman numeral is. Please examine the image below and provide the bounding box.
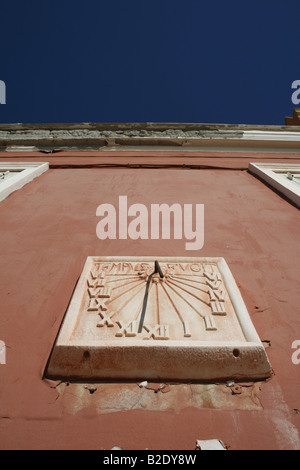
[115,320,138,337]
[203,270,221,282]
[204,315,217,331]
[87,298,108,311]
[89,269,104,279]
[206,279,222,290]
[87,277,106,288]
[97,310,114,327]
[203,271,222,289]
[208,288,225,302]
[88,286,111,298]
[183,320,192,337]
[143,324,170,340]
[210,301,226,315]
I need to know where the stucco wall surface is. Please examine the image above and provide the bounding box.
[0,154,299,450]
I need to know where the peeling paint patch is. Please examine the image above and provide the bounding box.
[55,381,263,416]
[271,412,300,450]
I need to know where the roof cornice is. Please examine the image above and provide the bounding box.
[0,122,299,152]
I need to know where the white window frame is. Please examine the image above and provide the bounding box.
[248,162,300,208]
[0,162,49,202]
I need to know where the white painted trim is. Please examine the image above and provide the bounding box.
[242,131,300,142]
[248,162,300,208]
[0,162,49,202]
[196,439,227,450]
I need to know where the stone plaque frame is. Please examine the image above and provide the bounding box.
[249,162,300,208]
[46,256,272,382]
[0,162,49,202]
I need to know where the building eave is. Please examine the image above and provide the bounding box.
[0,122,300,153]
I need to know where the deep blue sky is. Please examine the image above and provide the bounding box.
[0,0,299,125]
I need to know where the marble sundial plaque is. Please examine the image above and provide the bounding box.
[46,257,272,381]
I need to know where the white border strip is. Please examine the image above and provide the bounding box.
[243,131,300,142]
[0,162,49,202]
[248,162,300,208]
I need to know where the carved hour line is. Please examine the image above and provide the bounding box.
[161,281,193,336]
[109,282,147,318]
[97,282,147,327]
[131,266,162,325]
[160,282,185,324]
[137,261,164,334]
[93,272,144,276]
[133,291,151,322]
[168,275,209,294]
[136,280,155,331]
[166,279,210,307]
[170,274,207,285]
[170,273,206,279]
[164,280,205,319]
[105,275,141,284]
[155,282,160,325]
[105,279,145,305]
[110,278,145,291]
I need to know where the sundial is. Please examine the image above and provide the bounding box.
[46,256,272,381]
